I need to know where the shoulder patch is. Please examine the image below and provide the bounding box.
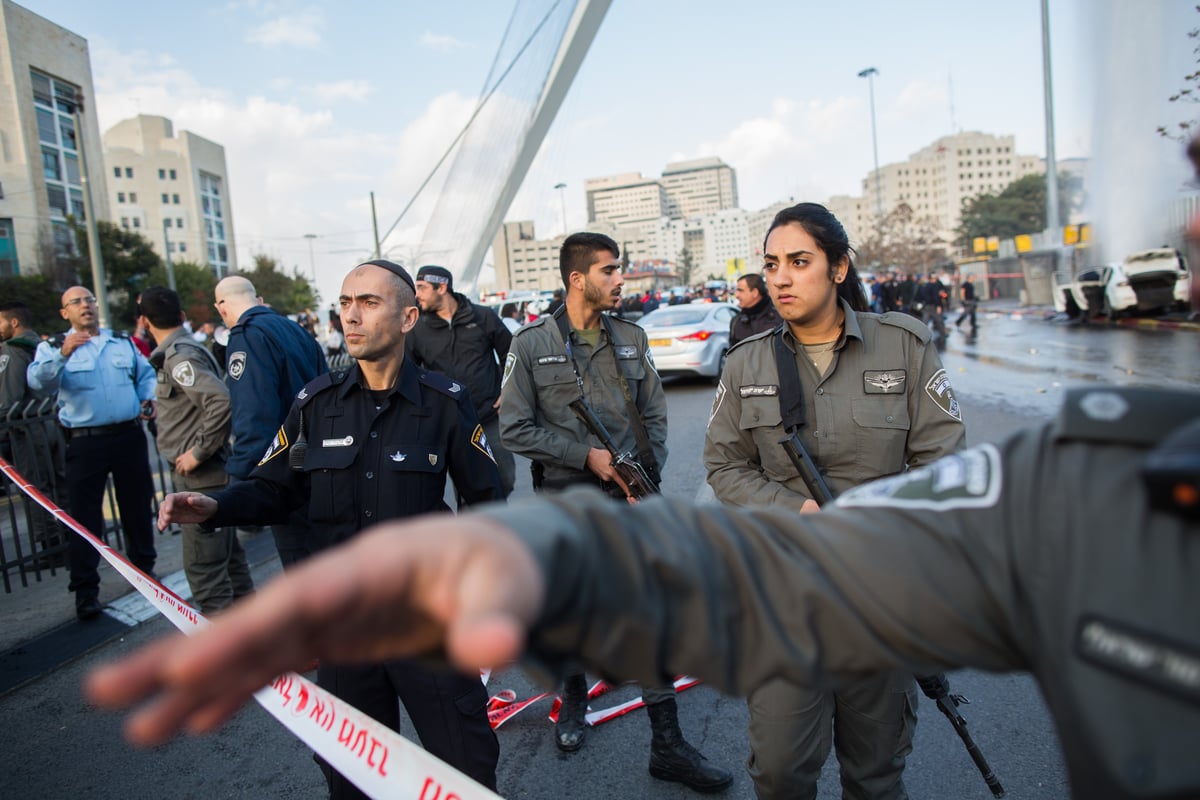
[257,426,289,466]
[0,353,9,375]
[170,360,196,387]
[501,352,518,388]
[420,368,465,400]
[837,444,1002,510]
[228,350,247,380]
[295,370,345,407]
[878,311,933,343]
[470,423,497,463]
[924,368,963,421]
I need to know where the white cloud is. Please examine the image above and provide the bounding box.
[693,95,869,209]
[890,79,946,120]
[420,31,466,52]
[310,80,372,103]
[245,8,324,48]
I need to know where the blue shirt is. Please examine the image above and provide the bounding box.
[27,329,156,429]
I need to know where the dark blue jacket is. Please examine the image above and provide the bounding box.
[224,306,327,479]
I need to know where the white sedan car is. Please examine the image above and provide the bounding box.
[637,303,738,383]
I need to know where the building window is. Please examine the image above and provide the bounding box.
[133,218,141,228]
[117,192,126,203]
[169,169,177,180]
[129,192,137,203]
[162,193,169,204]
[172,194,180,204]
[159,168,166,180]
[0,218,18,276]
[114,166,121,179]
[31,69,82,225]
[179,243,186,253]
[176,217,183,228]
[200,171,229,273]
[125,167,133,178]
[121,217,129,228]
[164,218,172,228]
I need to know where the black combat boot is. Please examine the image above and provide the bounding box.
[555,672,588,752]
[646,697,734,793]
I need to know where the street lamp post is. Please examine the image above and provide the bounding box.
[162,219,177,291]
[1040,0,1060,239]
[71,91,113,330]
[303,233,318,284]
[858,67,883,224]
[554,182,568,236]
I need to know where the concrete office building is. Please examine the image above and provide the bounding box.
[491,219,654,293]
[0,0,110,276]
[854,131,1043,246]
[103,114,237,276]
[585,172,669,233]
[660,157,738,218]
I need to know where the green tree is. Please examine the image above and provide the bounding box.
[146,259,219,326]
[238,254,318,315]
[1158,5,1199,141]
[0,273,67,334]
[676,247,696,286]
[66,220,163,328]
[956,173,1076,249]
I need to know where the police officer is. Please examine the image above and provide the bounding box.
[956,275,979,335]
[499,231,731,792]
[729,272,783,347]
[159,260,503,799]
[138,287,253,614]
[0,301,67,560]
[27,286,158,620]
[213,276,327,567]
[90,386,1200,800]
[705,203,965,799]
[408,264,516,495]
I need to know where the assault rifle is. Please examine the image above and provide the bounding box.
[779,432,1005,798]
[568,398,659,500]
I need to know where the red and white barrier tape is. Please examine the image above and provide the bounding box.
[0,456,501,800]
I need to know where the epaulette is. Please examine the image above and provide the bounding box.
[878,311,932,343]
[513,316,550,336]
[295,369,348,408]
[1054,387,1200,448]
[728,325,779,355]
[419,368,468,401]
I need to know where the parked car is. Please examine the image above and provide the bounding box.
[1053,248,1189,319]
[636,303,737,382]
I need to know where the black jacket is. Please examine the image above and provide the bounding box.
[407,294,512,423]
[729,296,783,347]
[207,359,503,551]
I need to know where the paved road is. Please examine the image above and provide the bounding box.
[1,304,1195,799]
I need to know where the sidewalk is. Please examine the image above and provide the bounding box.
[0,521,281,694]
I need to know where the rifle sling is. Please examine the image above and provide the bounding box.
[552,307,659,475]
[773,328,806,433]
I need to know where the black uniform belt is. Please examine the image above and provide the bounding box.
[66,419,140,438]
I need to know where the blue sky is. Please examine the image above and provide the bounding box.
[16,0,1197,301]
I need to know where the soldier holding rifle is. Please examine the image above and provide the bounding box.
[704,203,965,799]
[499,231,731,792]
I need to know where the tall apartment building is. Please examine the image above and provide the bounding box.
[585,172,669,233]
[0,0,110,276]
[660,157,738,218]
[856,131,1043,246]
[586,157,739,234]
[103,114,237,276]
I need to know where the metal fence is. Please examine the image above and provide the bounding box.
[0,397,178,593]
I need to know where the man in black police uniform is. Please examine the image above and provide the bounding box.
[158,260,504,798]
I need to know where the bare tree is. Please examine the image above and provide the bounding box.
[857,203,946,273]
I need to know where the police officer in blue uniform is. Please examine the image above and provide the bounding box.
[213,276,327,567]
[27,286,158,620]
[161,261,504,799]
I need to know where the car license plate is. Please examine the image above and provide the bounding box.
[649,338,672,348]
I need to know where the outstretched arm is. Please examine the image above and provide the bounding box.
[87,514,543,745]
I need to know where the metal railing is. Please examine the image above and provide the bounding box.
[0,397,179,593]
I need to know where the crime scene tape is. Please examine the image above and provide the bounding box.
[0,456,501,800]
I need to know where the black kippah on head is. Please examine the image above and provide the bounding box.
[355,260,416,294]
